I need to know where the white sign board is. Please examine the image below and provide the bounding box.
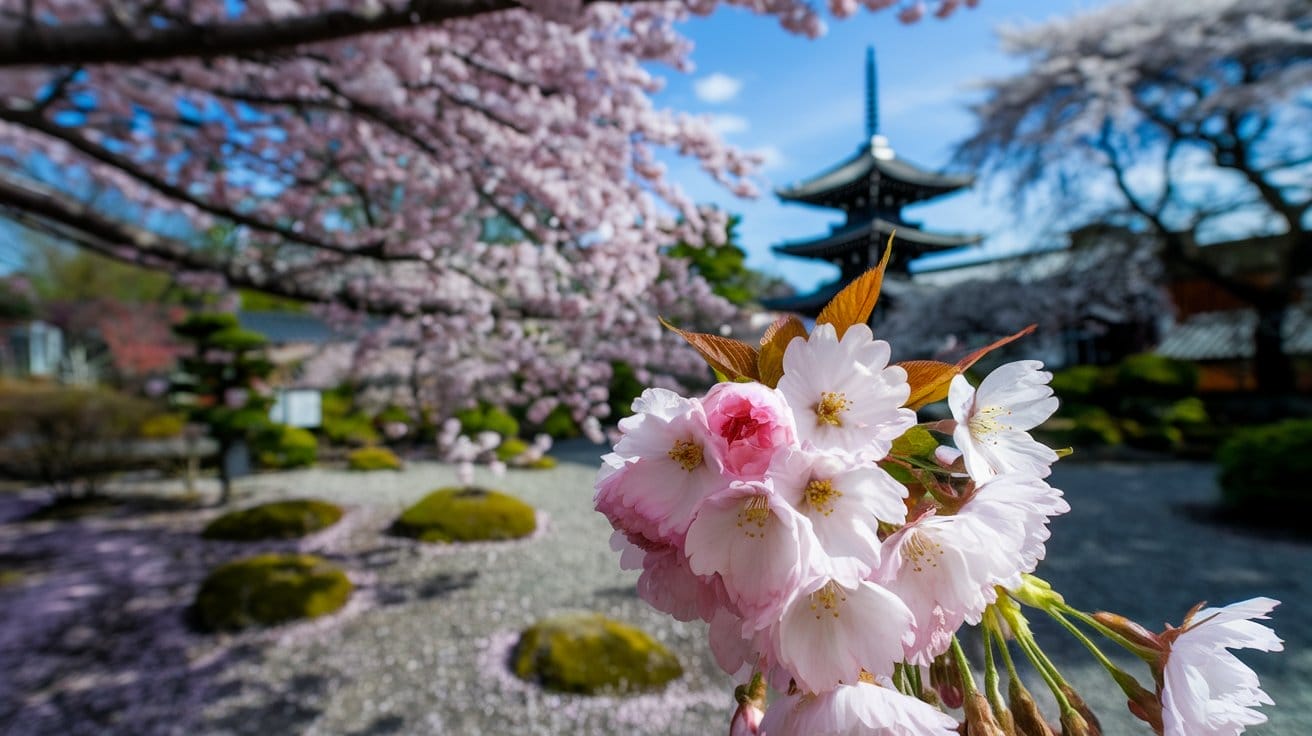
[269,389,323,428]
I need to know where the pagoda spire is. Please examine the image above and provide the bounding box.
[865,46,879,139]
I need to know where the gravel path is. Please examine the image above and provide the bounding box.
[0,448,1306,735]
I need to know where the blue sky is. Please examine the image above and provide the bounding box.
[655,0,1115,292]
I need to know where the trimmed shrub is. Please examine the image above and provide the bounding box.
[1115,353,1198,397]
[347,446,403,471]
[1049,365,1111,403]
[1217,419,1312,510]
[139,412,187,439]
[322,413,380,447]
[512,612,682,695]
[252,424,318,469]
[538,405,580,439]
[192,553,352,631]
[608,361,645,420]
[496,437,530,463]
[530,456,558,470]
[1163,397,1209,427]
[393,487,536,543]
[456,404,520,439]
[202,499,343,541]
[1041,404,1123,448]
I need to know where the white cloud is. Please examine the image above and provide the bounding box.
[708,113,750,136]
[751,145,786,171]
[694,73,744,104]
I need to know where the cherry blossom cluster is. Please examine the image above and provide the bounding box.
[594,270,1281,735]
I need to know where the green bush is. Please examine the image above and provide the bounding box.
[1163,397,1209,427]
[1115,353,1198,397]
[530,456,558,470]
[512,612,682,695]
[1050,365,1111,403]
[202,499,343,541]
[1217,419,1312,510]
[538,405,580,439]
[1039,404,1124,448]
[322,414,380,447]
[456,404,520,439]
[1122,419,1183,452]
[347,446,403,471]
[496,437,530,463]
[393,487,536,543]
[192,553,352,631]
[139,412,187,439]
[608,362,645,420]
[252,424,318,469]
[0,384,156,498]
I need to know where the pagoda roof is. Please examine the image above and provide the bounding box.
[774,218,981,260]
[777,139,974,208]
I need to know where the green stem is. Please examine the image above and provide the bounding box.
[949,636,979,697]
[1058,604,1159,661]
[1014,628,1075,714]
[1047,608,1122,675]
[908,663,924,699]
[982,624,1007,716]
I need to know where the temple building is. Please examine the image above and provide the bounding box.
[763,48,980,317]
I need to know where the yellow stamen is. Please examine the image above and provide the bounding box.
[804,478,843,516]
[814,391,851,427]
[903,530,942,573]
[736,495,772,538]
[808,581,846,620]
[667,438,703,471]
[968,405,1013,442]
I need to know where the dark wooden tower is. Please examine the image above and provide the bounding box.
[763,47,980,317]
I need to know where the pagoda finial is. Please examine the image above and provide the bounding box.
[865,45,879,139]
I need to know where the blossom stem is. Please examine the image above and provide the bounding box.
[908,662,925,700]
[1048,609,1156,705]
[949,636,980,697]
[1013,625,1075,714]
[982,624,1007,717]
[1057,603,1159,661]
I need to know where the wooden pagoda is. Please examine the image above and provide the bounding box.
[763,48,980,317]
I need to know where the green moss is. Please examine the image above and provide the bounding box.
[202,499,343,541]
[252,424,318,469]
[1218,419,1312,510]
[193,553,352,632]
[539,405,580,439]
[511,612,682,695]
[322,413,380,447]
[456,403,520,439]
[496,437,530,463]
[348,446,403,471]
[530,455,558,470]
[393,487,535,543]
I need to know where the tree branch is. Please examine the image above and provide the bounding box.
[0,0,531,67]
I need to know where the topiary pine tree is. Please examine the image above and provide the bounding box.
[170,312,274,505]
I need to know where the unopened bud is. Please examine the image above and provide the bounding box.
[728,700,763,736]
[1009,575,1065,610]
[931,656,964,709]
[1060,686,1101,736]
[1112,672,1164,733]
[1059,709,1092,736]
[964,692,1008,736]
[1009,679,1055,736]
[1092,611,1165,657]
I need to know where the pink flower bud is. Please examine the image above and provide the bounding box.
[729,700,762,736]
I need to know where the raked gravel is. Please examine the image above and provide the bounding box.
[0,445,1307,735]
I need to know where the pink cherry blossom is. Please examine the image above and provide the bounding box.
[759,679,959,735]
[949,361,1059,481]
[703,381,798,479]
[777,323,914,458]
[1162,598,1283,736]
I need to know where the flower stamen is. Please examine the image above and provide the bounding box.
[736,495,771,538]
[804,478,843,516]
[667,438,703,471]
[903,530,943,573]
[808,581,847,619]
[813,391,851,427]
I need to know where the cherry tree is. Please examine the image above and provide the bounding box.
[0,0,976,423]
[955,0,1312,391]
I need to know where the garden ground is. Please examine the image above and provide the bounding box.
[0,444,1306,735]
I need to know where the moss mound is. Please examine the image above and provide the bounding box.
[347,446,403,471]
[529,455,558,470]
[202,499,343,541]
[512,612,682,695]
[393,487,535,543]
[193,553,352,632]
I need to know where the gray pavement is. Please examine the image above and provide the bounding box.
[0,450,1304,735]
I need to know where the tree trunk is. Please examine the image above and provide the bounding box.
[216,438,232,506]
[1253,302,1294,394]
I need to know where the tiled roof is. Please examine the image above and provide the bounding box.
[1156,307,1312,361]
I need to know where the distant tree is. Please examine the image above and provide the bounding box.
[955,0,1311,392]
[170,313,274,504]
[665,215,791,307]
[22,233,175,305]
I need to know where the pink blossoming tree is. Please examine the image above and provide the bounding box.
[0,0,974,424]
